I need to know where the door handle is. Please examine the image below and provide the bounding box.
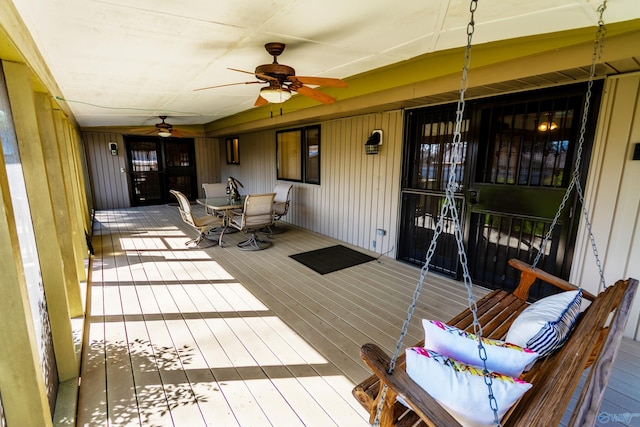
[468,189,479,205]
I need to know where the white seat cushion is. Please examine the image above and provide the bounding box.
[405,347,532,427]
[423,319,538,377]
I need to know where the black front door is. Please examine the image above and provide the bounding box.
[125,136,197,206]
[398,104,468,277]
[399,82,601,298]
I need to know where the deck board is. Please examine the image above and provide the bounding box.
[77,205,640,427]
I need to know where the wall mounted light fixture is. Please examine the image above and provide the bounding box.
[108,142,118,156]
[537,113,558,132]
[365,130,383,155]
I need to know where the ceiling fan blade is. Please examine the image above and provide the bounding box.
[290,75,348,88]
[254,95,269,107]
[228,67,278,82]
[194,81,261,91]
[294,85,336,104]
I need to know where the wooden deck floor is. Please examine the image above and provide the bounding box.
[77,205,640,427]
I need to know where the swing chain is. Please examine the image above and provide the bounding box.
[531,1,607,290]
[384,0,480,376]
[373,1,502,425]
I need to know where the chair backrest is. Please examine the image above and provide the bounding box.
[273,183,293,216]
[202,183,227,198]
[170,189,195,227]
[242,193,276,228]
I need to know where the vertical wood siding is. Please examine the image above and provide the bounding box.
[218,111,403,258]
[573,73,640,340]
[82,132,129,209]
[84,133,221,208]
[194,137,222,197]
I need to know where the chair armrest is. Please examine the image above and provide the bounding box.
[360,343,461,427]
[509,259,596,301]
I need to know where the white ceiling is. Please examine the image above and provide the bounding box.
[9,0,640,128]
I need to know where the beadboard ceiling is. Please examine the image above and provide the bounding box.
[9,0,640,129]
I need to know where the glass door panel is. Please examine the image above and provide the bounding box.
[127,139,163,205]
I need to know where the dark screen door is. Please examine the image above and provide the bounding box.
[125,136,197,206]
[399,82,601,299]
[398,105,468,277]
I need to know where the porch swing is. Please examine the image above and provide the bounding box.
[352,2,638,426]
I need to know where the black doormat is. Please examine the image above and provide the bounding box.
[289,244,376,275]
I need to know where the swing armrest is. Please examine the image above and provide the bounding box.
[360,343,462,427]
[509,259,596,301]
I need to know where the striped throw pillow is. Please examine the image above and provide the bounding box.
[506,289,582,357]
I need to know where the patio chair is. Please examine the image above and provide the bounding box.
[201,182,228,216]
[170,189,221,248]
[270,183,293,234]
[228,193,276,250]
[201,182,235,235]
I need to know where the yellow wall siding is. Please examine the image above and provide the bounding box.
[574,73,640,339]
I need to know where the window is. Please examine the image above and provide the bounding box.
[226,137,240,164]
[276,125,320,184]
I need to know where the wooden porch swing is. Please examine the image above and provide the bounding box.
[352,2,638,426]
[354,261,637,426]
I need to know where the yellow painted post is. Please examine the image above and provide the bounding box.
[0,140,53,427]
[35,92,83,317]
[3,61,78,381]
[54,112,89,281]
[68,127,91,229]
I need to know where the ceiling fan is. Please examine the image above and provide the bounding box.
[84,116,202,138]
[155,116,175,137]
[145,116,196,138]
[123,116,196,138]
[195,42,348,106]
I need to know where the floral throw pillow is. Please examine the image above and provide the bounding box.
[405,347,532,427]
[423,319,538,377]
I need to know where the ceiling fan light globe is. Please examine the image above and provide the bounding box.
[158,131,172,137]
[260,87,291,103]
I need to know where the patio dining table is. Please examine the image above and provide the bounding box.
[197,196,246,246]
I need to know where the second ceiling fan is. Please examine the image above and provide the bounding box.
[195,42,348,106]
